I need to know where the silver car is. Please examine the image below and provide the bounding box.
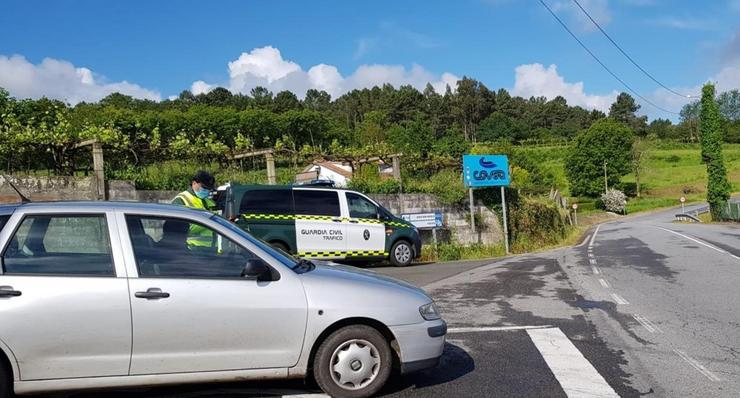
[0,202,446,398]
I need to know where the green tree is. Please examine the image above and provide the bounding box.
[609,93,647,135]
[699,83,731,221]
[273,91,302,113]
[565,119,634,197]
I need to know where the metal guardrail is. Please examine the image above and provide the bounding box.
[675,213,701,223]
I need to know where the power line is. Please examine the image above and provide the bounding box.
[571,0,697,99]
[537,0,680,115]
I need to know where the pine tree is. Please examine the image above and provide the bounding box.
[699,83,731,221]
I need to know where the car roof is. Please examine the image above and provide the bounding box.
[0,201,213,218]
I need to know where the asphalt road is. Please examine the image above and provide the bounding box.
[43,204,739,397]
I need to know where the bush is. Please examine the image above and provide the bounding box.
[600,189,627,213]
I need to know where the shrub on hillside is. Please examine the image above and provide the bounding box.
[600,189,627,213]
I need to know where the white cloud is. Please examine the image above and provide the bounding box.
[512,63,618,111]
[191,80,214,95]
[0,54,160,104]
[553,0,611,32]
[649,16,716,31]
[197,46,460,99]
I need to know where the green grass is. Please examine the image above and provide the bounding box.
[521,142,740,214]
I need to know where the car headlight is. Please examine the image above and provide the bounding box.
[419,302,441,321]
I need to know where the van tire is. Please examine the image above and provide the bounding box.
[313,325,392,398]
[0,361,12,398]
[270,241,290,254]
[389,240,413,267]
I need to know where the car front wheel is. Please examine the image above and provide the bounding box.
[313,325,392,398]
[390,240,413,267]
[0,362,12,398]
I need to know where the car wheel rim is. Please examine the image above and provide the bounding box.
[395,244,411,263]
[329,339,381,390]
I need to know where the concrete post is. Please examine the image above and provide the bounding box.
[392,155,401,182]
[92,142,105,200]
[265,152,277,185]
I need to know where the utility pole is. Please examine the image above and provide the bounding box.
[603,160,608,193]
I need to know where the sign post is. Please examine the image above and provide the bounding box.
[680,196,686,213]
[463,155,511,254]
[401,212,444,258]
[572,203,578,225]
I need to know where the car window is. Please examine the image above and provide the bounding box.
[2,214,114,276]
[125,215,259,279]
[0,215,9,233]
[294,190,340,217]
[347,193,378,219]
[240,189,294,215]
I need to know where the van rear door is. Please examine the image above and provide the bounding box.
[293,189,346,259]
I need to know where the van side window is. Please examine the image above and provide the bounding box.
[2,215,114,276]
[0,216,8,233]
[347,193,378,219]
[240,189,294,215]
[294,190,340,217]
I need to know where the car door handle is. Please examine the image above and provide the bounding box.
[332,218,343,223]
[135,288,170,300]
[349,220,359,223]
[0,286,22,297]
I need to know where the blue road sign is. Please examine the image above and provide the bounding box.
[463,155,510,187]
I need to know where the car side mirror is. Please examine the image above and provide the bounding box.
[241,259,272,281]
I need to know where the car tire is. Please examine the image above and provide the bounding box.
[389,240,413,267]
[313,325,392,398]
[0,362,12,398]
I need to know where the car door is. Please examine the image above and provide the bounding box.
[0,210,132,380]
[293,189,346,259]
[343,192,387,257]
[120,213,308,375]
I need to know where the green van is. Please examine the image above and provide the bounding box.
[216,184,422,266]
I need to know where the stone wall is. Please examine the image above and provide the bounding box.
[0,175,97,202]
[370,193,503,246]
[0,176,503,246]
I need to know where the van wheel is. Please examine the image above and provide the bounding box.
[313,325,392,398]
[270,241,290,254]
[390,240,413,267]
[0,362,12,398]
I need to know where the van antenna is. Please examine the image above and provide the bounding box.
[2,176,31,203]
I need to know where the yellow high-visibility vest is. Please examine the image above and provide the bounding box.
[173,190,217,249]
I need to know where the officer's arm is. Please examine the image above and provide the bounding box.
[172,197,185,206]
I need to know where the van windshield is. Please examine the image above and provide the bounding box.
[211,215,300,270]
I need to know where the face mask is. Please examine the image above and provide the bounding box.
[195,188,210,200]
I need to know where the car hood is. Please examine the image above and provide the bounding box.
[312,263,424,292]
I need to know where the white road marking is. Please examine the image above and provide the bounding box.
[632,314,662,333]
[656,226,740,261]
[598,278,610,288]
[592,266,601,275]
[448,325,552,333]
[610,293,629,305]
[589,258,597,265]
[578,234,591,247]
[527,327,619,398]
[588,253,595,259]
[589,224,601,247]
[674,349,721,382]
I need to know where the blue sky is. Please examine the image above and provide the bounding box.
[1,0,738,120]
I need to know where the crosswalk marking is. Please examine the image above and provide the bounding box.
[528,327,619,398]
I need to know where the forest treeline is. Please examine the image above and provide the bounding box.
[1,77,738,176]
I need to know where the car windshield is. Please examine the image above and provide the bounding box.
[211,215,300,270]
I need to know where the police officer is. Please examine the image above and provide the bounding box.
[172,171,217,250]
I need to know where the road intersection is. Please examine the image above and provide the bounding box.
[50,204,739,397]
